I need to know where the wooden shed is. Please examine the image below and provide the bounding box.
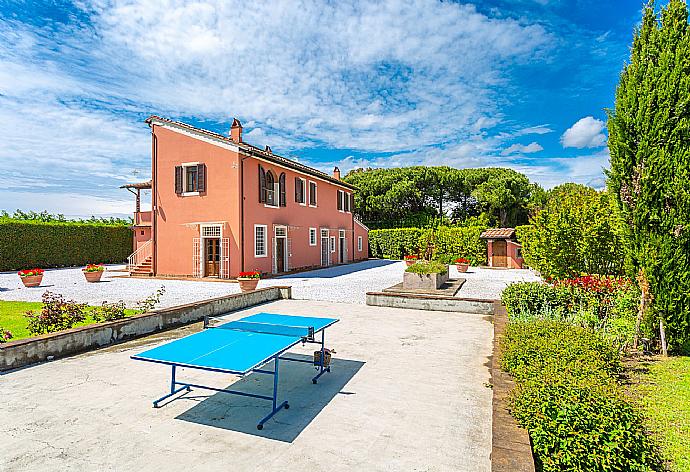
[480,228,524,269]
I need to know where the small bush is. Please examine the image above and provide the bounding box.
[0,328,12,343]
[405,260,447,275]
[24,291,87,335]
[501,320,662,471]
[135,286,166,312]
[91,300,127,322]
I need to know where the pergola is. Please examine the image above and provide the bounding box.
[120,180,152,213]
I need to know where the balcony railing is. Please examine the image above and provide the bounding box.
[134,211,152,226]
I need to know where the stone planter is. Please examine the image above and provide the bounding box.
[238,278,259,292]
[83,270,104,283]
[456,263,469,273]
[403,268,449,290]
[20,275,43,288]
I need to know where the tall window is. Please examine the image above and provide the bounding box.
[255,225,267,257]
[175,163,206,195]
[309,227,317,246]
[295,177,306,204]
[309,181,317,206]
[358,236,363,252]
[330,236,336,253]
[265,171,276,206]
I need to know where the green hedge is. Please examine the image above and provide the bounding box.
[0,220,132,271]
[501,320,662,471]
[368,226,487,265]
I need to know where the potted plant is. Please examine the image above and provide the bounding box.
[18,268,44,287]
[83,264,105,283]
[404,255,418,267]
[455,257,470,273]
[237,271,260,292]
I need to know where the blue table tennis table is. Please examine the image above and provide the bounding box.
[131,313,338,430]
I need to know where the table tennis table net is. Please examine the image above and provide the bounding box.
[208,319,314,338]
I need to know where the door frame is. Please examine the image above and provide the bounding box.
[339,229,346,264]
[273,225,288,274]
[200,224,223,278]
[320,228,330,267]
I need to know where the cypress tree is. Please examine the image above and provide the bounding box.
[607,0,690,351]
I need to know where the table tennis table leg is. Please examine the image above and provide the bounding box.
[152,365,191,408]
[312,329,330,384]
[257,355,289,430]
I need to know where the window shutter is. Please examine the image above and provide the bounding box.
[175,166,183,194]
[259,165,266,203]
[279,173,286,207]
[294,177,300,202]
[337,190,343,210]
[349,193,354,212]
[197,163,206,192]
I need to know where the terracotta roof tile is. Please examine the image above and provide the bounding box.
[480,228,516,239]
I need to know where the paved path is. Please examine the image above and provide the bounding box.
[0,299,493,472]
[0,260,539,308]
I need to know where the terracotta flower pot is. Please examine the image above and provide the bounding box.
[456,263,469,273]
[83,270,104,283]
[238,278,259,292]
[20,275,43,287]
[405,260,417,267]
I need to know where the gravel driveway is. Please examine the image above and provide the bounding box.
[0,260,539,308]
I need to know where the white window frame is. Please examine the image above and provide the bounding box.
[309,227,317,246]
[358,235,363,252]
[299,178,307,206]
[180,161,201,196]
[254,224,268,257]
[308,181,317,207]
[330,236,336,253]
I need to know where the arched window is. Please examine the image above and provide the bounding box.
[265,170,276,206]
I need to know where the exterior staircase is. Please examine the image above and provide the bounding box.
[129,255,153,276]
[127,239,153,276]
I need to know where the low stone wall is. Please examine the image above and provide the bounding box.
[366,291,494,314]
[0,286,292,371]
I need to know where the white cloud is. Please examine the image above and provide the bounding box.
[516,124,553,136]
[561,116,607,148]
[501,141,543,155]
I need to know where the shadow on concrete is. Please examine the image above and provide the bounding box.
[277,259,398,279]
[175,354,365,442]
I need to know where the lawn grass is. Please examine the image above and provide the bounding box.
[635,356,690,472]
[0,300,137,342]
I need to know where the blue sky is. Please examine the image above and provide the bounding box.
[0,0,649,217]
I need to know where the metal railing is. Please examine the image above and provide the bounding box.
[127,239,152,272]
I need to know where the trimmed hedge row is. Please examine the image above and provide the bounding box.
[501,320,662,472]
[368,226,487,265]
[0,220,132,271]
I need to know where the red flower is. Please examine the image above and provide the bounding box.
[18,268,44,277]
[404,255,418,260]
[238,271,260,279]
[455,258,470,264]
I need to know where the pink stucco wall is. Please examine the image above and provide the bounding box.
[147,121,365,278]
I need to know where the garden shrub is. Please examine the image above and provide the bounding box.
[0,328,12,343]
[501,320,662,471]
[404,260,447,275]
[368,225,486,264]
[515,185,625,280]
[91,300,127,322]
[25,291,87,335]
[0,219,132,271]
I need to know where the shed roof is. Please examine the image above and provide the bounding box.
[120,180,152,190]
[480,228,516,239]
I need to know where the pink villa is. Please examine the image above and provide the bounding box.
[121,116,369,278]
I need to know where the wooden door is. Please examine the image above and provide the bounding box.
[339,236,346,263]
[321,237,330,266]
[275,238,286,273]
[204,238,220,277]
[493,240,507,267]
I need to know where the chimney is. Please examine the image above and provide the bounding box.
[333,166,341,180]
[230,118,242,143]
[264,145,272,154]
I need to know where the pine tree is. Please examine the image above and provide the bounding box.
[607,0,690,351]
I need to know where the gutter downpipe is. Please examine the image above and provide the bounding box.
[240,153,250,273]
[151,125,157,276]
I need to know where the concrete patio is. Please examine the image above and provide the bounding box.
[0,299,493,472]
